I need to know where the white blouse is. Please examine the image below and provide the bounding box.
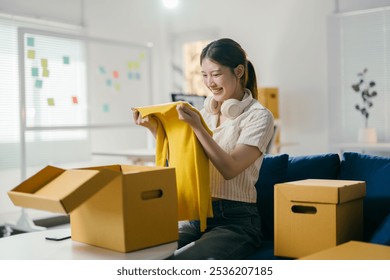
[201,94,274,203]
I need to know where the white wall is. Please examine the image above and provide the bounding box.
[85,0,335,155]
[2,0,389,156]
[164,0,333,155]
[1,0,390,220]
[82,0,172,106]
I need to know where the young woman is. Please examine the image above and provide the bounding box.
[134,38,274,259]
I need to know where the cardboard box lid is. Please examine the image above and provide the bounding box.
[299,241,390,260]
[8,165,119,214]
[275,179,366,204]
[80,164,169,174]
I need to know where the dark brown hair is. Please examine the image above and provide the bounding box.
[200,38,258,99]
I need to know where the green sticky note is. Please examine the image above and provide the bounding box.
[31,67,39,77]
[27,37,35,47]
[35,80,43,88]
[99,66,106,74]
[27,50,35,59]
[103,104,109,112]
[41,58,48,68]
[63,56,70,64]
[106,79,112,86]
[42,69,50,77]
[47,98,55,106]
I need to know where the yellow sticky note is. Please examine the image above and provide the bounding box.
[114,83,121,91]
[41,59,48,68]
[27,50,35,59]
[42,69,50,77]
[47,98,55,106]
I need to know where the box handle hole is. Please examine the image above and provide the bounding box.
[141,189,163,200]
[291,205,317,214]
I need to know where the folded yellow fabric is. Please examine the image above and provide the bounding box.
[135,102,213,231]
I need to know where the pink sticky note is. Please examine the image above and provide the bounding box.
[113,70,119,78]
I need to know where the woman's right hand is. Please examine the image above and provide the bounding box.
[132,109,158,137]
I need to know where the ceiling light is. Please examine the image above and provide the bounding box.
[162,0,179,9]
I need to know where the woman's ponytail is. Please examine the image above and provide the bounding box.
[246,60,258,100]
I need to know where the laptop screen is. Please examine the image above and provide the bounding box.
[171,93,206,111]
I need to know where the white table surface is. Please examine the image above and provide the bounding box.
[92,149,155,164]
[335,142,390,150]
[0,228,177,260]
[333,142,390,156]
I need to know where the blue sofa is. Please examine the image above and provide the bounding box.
[247,152,390,259]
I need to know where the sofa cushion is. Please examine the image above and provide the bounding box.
[285,153,340,181]
[339,152,390,241]
[370,213,390,246]
[256,154,289,240]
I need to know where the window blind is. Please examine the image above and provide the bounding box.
[328,8,390,145]
[0,19,89,170]
[0,21,19,142]
[23,31,87,141]
[0,20,21,168]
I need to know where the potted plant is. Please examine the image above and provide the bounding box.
[351,68,378,143]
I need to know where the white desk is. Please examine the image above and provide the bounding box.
[92,149,155,165]
[0,228,177,260]
[335,142,390,155]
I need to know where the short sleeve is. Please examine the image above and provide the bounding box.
[237,108,274,153]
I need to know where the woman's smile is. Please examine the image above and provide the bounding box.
[210,87,223,95]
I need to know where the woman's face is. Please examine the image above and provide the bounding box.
[201,58,242,102]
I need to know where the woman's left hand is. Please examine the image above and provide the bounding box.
[176,104,202,129]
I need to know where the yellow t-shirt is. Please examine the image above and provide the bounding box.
[136,102,213,231]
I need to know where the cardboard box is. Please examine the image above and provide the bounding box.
[257,87,280,146]
[257,87,279,119]
[274,179,366,258]
[300,241,390,260]
[8,164,178,253]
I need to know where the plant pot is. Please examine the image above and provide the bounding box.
[358,127,377,143]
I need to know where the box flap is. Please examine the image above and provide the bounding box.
[276,179,366,204]
[120,164,168,174]
[299,241,390,260]
[8,166,120,214]
[79,164,122,172]
[81,164,168,174]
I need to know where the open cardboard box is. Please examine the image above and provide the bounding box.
[8,164,178,253]
[274,179,366,258]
